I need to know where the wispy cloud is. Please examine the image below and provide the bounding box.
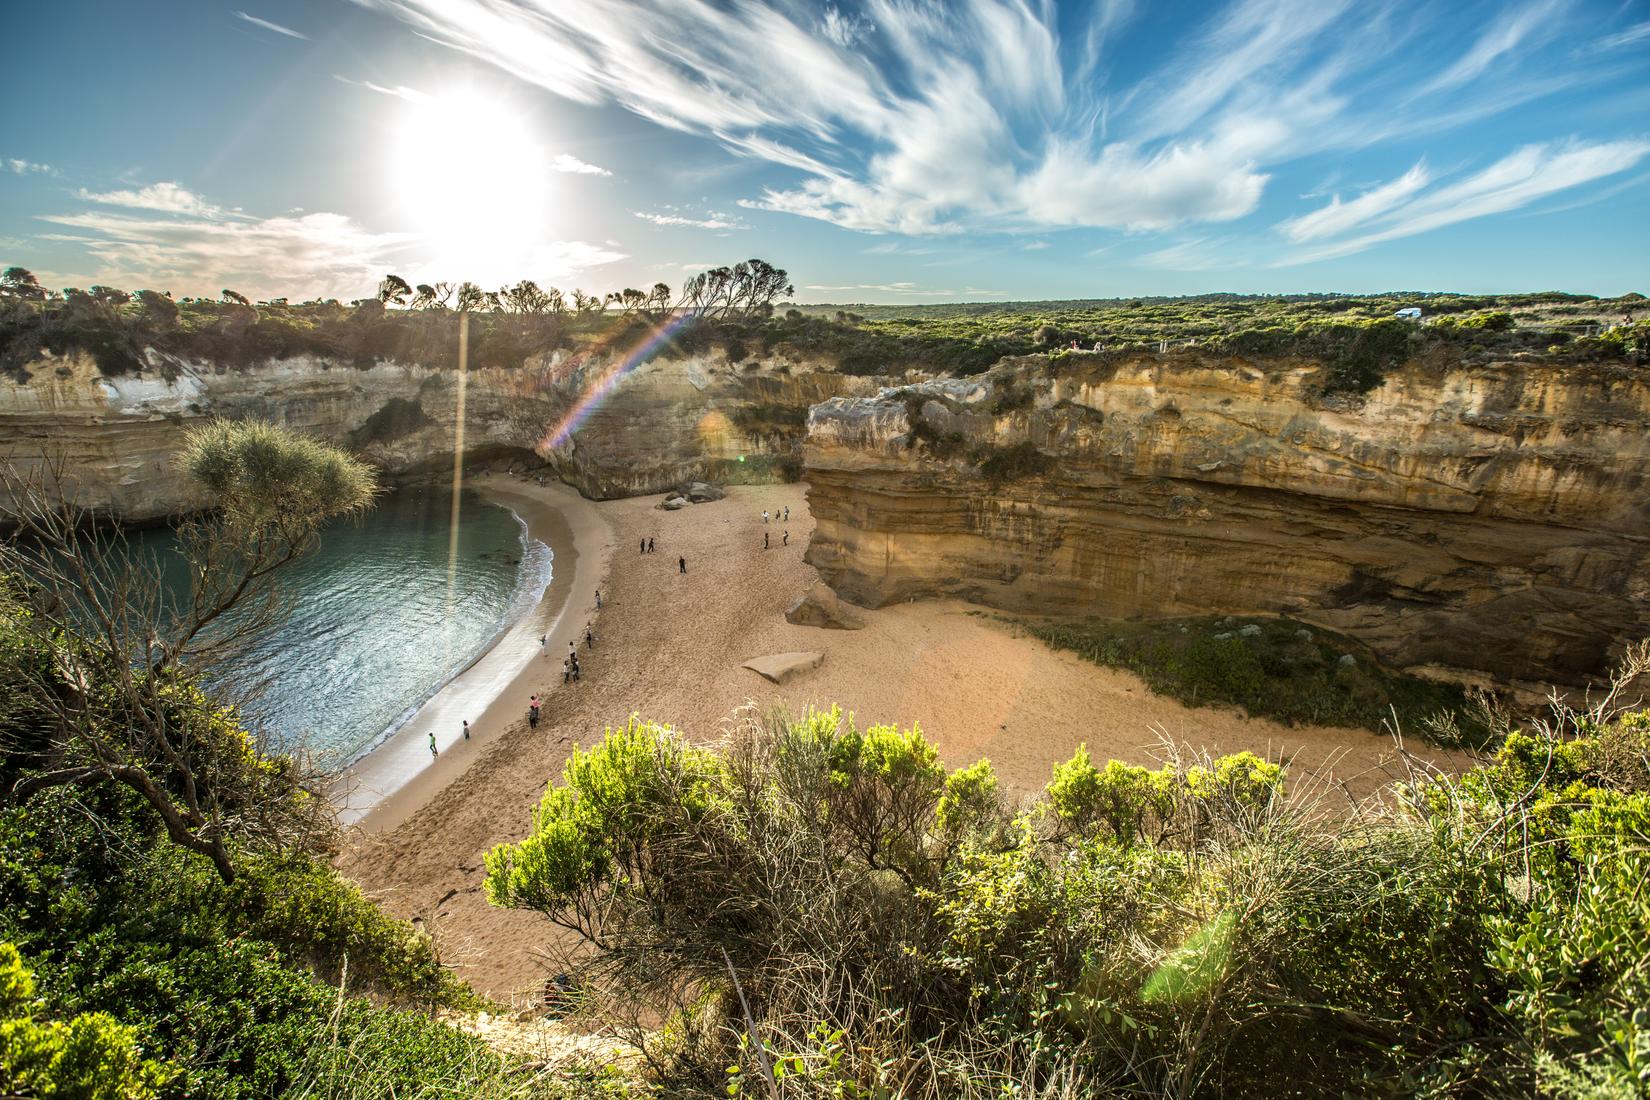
[633,209,746,231]
[236,10,307,40]
[552,153,610,176]
[1598,18,1650,51]
[6,158,53,176]
[1418,0,1564,96]
[1276,162,1431,242]
[78,182,230,218]
[1276,139,1650,264]
[333,74,429,101]
[1137,238,1236,271]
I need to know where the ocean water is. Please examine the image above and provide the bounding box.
[131,486,551,769]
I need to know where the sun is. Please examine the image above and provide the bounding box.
[389,89,554,283]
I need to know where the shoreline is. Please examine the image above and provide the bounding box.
[328,475,612,830]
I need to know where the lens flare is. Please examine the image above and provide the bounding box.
[535,312,696,454]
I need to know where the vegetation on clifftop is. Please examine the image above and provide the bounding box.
[4,265,1645,390]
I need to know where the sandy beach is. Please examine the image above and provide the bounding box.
[337,480,1464,999]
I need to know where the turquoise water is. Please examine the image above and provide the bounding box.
[131,486,551,769]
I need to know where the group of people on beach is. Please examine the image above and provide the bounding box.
[429,495,798,764]
[761,505,791,551]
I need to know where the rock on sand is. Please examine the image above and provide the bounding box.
[742,651,824,684]
[785,583,865,630]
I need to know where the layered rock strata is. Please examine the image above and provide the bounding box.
[0,346,874,521]
[804,352,1650,686]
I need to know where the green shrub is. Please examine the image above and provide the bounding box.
[0,942,167,1099]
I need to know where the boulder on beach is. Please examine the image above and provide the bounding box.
[686,481,726,503]
[742,651,824,684]
[785,583,865,630]
[660,495,689,510]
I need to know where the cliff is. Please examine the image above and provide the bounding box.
[0,345,876,520]
[803,351,1650,687]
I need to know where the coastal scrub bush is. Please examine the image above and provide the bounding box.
[487,641,1650,1096]
[0,942,167,1099]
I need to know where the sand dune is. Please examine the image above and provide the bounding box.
[337,480,1460,999]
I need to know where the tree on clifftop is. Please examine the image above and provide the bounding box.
[0,267,44,301]
[0,421,378,883]
[376,274,412,307]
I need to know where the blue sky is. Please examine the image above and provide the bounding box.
[3,0,1647,303]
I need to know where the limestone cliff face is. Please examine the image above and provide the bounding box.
[803,352,1650,686]
[0,346,874,520]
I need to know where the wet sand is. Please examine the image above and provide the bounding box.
[337,480,1462,998]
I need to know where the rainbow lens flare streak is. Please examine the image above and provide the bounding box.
[535,312,696,455]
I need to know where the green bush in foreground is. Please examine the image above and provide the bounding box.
[487,672,1650,1097]
[0,587,584,1100]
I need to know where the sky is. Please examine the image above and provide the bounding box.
[2,0,1647,304]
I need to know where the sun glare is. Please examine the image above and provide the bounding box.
[390,90,552,282]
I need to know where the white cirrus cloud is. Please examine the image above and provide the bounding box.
[6,159,53,176]
[236,10,307,39]
[552,153,610,175]
[1276,139,1650,264]
[633,210,746,231]
[78,182,229,218]
[1276,162,1431,243]
[333,74,430,101]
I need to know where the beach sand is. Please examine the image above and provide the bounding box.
[337,480,1463,999]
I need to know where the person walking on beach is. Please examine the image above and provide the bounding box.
[762,509,769,524]
[570,654,581,681]
[594,590,602,609]
[462,720,470,740]
[783,530,789,546]
[648,537,655,553]
[585,624,596,649]
[529,695,541,729]
[679,556,687,574]
[764,531,769,550]
[784,506,789,522]
[562,657,572,684]
[428,731,438,757]
[640,538,646,554]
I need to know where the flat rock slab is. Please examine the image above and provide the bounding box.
[742,651,824,684]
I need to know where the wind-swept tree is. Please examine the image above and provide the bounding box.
[376,274,412,307]
[571,289,602,316]
[89,285,130,306]
[221,289,250,307]
[645,282,672,317]
[1,421,378,883]
[500,279,552,314]
[0,267,44,301]
[134,289,179,327]
[605,287,648,315]
[454,281,486,313]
